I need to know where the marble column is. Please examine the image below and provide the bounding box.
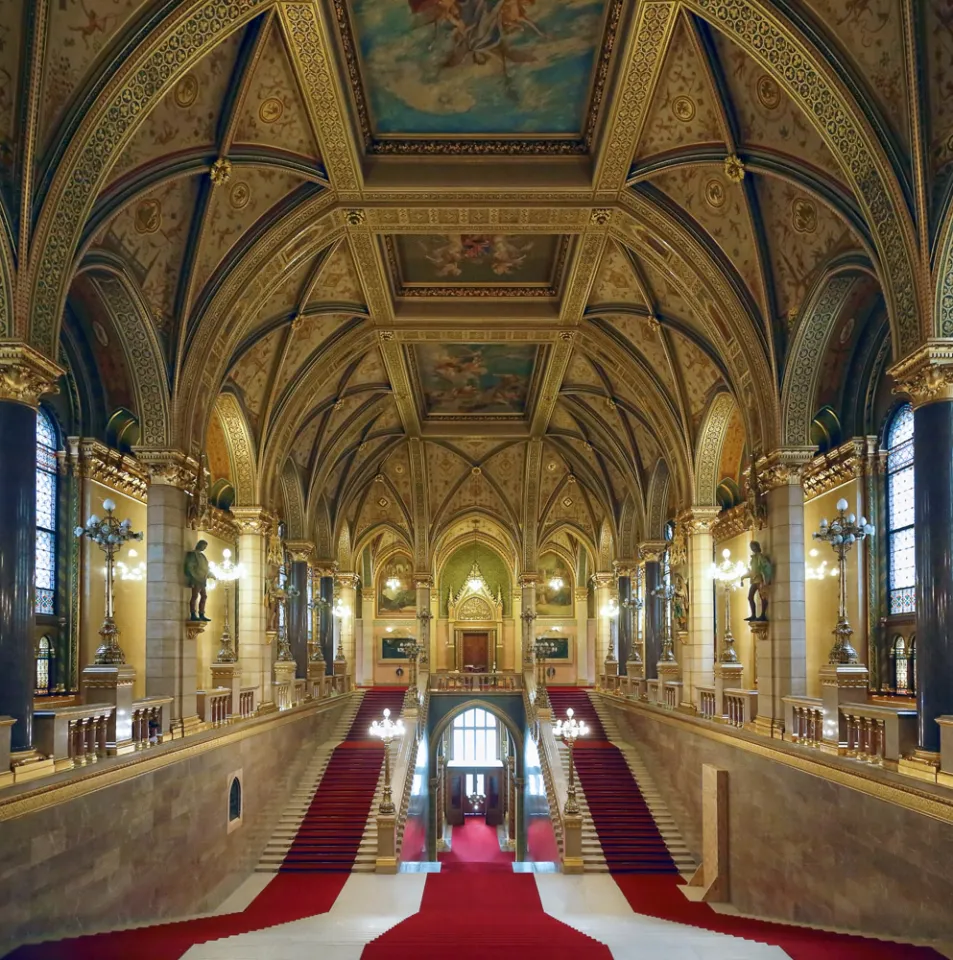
[336,572,359,667]
[616,567,633,675]
[592,573,614,678]
[754,450,813,736]
[640,542,666,679]
[233,507,273,711]
[574,587,590,684]
[519,574,538,671]
[316,567,335,672]
[139,450,201,729]
[415,575,433,675]
[285,540,313,679]
[681,508,719,709]
[0,345,61,754]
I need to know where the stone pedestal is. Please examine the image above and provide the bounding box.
[376,812,398,873]
[683,509,718,708]
[81,664,137,754]
[818,664,869,753]
[749,622,783,738]
[273,660,296,710]
[714,662,744,720]
[562,813,584,874]
[657,660,680,706]
[935,717,953,789]
[210,662,242,720]
[628,661,645,681]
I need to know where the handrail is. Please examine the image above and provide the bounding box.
[523,686,566,862]
[395,687,429,860]
[431,671,522,692]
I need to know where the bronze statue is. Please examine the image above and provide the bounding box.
[671,572,689,632]
[741,541,772,621]
[744,460,767,531]
[184,540,212,622]
[264,575,280,634]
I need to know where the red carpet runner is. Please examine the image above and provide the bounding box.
[547,687,678,874]
[280,687,404,872]
[438,817,514,872]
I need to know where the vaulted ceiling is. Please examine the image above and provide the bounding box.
[9,0,943,568]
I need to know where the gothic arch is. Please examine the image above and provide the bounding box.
[215,392,259,508]
[279,459,306,540]
[645,460,671,542]
[694,392,738,507]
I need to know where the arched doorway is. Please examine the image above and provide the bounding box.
[429,699,524,864]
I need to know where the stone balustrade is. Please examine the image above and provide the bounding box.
[274,679,292,711]
[696,685,716,720]
[33,704,115,771]
[238,686,256,718]
[840,703,917,768]
[783,696,824,747]
[197,688,231,727]
[430,671,522,692]
[293,679,307,705]
[724,689,758,728]
[131,696,172,749]
[663,681,681,710]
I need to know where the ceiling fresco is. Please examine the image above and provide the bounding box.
[408,343,541,418]
[342,0,612,144]
[386,233,566,295]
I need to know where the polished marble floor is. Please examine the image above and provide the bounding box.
[183,871,790,960]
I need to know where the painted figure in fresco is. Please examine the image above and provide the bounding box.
[184,540,212,622]
[741,541,772,622]
[421,234,533,279]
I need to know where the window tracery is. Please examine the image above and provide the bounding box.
[35,408,58,616]
[886,404,915,615]
[451,708,498,765]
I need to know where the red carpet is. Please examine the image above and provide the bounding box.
[361,871,612,959]
[547,687,678,874]
[281,688,404,872]
[439,817,514,872]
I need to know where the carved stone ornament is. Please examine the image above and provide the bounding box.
[590,208,612,226]
[460,596,493,620]
[639,540,667,563]
[742,460,768,531]
[724,154,746,183]
[801,438,874,501]
[231,506,272,536]
[344,209,366,226]
[68,437,148,502]
[679,506,721,535]
[0,342,62,408]
[755,448,815,492]
[711,505,747,545]
[135,448,199,490]
[209,157,232,186]
[889,341,953,408]
[285,539,315,563]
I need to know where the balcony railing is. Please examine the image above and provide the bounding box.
[430,672,522,692]
[33,703,115,770]
[783,696,824,746]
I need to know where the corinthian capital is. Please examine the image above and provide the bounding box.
[134,448,198,490]
[890,341,953,408]
[0,342,62,407]
[756,448,815,492]
[678,506,721,534]
[285,539,315,563]
[231,506,272,535]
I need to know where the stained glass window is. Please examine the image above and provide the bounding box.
[307,574,313,640]
[887,404,915,615]
[893,636,909,691]
[35,409,57,615]
[451,708,498,764]
[35,636,53,694]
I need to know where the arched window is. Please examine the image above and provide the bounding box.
[35,636,54,695]
[886,403,915,615]
[35,409,58,616]
[893,636,908,691]
[228,777,242,822]
[451,708,498,764]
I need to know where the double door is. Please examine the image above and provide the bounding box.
[446,767,503,826]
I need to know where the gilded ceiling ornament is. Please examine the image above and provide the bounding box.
[92,320,109,346]
[290,313,305,332]
[672,95,696,122]
[590,208,612,226]
[374,473,385,483]
[563,496,574,507]
[723,155,746,183]
[379,331,394,342]
[259,97,284,124]
[378,497,389,507]
[134,199,162,234]
[344,209,366,226]
[560,331,576,341]
[791,198,818,234]
[645,314,661,333]
[546,461,558,472]
[567,473,577,484]
[229,181,250,210]
[210,158,232,186]
[704,178,726,209]
[756,75,781,110]
[890,342,953,408]
[471,467,482,476]
[174,74,198,109]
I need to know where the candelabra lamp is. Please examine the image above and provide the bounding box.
[369,708,405,815]
[307,584,329,680]
[396,638,423,704]
[416,607,433,664]
[275,582,300,663]
[209,549,244,663]
[553,707,588,816]
[75,499,143,665]
[812,498,875,752]
[710,549,747,664]
[521,607,537,666]
[813,499,875,665]
[332,597,349,662]
[651,579,678,664]
[533,637,558,709]
[600,596,620,674]
[622,589,644,666]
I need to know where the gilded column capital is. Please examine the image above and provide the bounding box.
[135,448,198,490]
[67,437,148,502]
[756,448,815,491]
[638,540,667,563]
[414,574,435,589]
[613,560,637,578]
[801,438,873,500]
[0,341,62,408]
[285,540,314,563]
[336,572,360,589]
[591,572,614,588]
[313,561,338,579]
[889,340,953,408]
[518,574,540,589]
[231,506,272,536]
[678,506,721,534]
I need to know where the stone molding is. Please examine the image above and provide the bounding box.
[677,506,721,535]
[231,506,274,536]
[134,448,199,490]
[889,341,953,408]
[67,437,148,502]
[284,540,315,563]
[518,574,540,588]
[204,506,240,546]
[0,342,62,408]
[639,540,668,563]
[756,448,817,492]
[711,504,748,545]
[801,438,881,502]
[336,572,360,589]
[590,572,614,588]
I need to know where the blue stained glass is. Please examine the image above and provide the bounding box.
[35,411,58,615]
[36,530,55,591]
[888,466,914,530]
[887,404,915,615]
[36,470,55,529]
[36,409,56,449]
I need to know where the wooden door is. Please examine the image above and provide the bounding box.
[485,772,503,826]
[447,772,464,826]
[462,632,489,670]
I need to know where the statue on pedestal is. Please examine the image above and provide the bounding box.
[185,540,212,622]
[671,573,689,633]
[741,541,772,622]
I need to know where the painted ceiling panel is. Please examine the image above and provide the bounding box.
[564,353,606,390]
[233,19,322,161]
[718,401,746,484]
[0,0,23,185]
[426,442,471,518]
[588,243,648,306]
[669,330,722,429]
[310,242,365,304]
[926,3,953,203]
[482,443,526,515]
[110,29,245,182]
[603,313,676,397]
[275,314,347,396]
[628,414,662,476]
[227,325,284,425]
[634,14,725,161]
[291,415,321,471]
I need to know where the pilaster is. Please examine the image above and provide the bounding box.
[680,508,719,710]
[233,507,273,712]
[592,572,614,678]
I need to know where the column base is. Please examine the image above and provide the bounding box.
[899,749,941,784]
[11,750,55,783]
[819,664,869,753]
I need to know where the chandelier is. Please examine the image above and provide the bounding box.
[385,575,402,592]
[548,575,564,591]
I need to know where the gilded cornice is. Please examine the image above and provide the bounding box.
[0,341,62,408]
[205,506,240,546]
[756,448,817,492]
[711,504,747,545]
[133,449,198,491]
[67,437,148,503]
[889,340,953,408]
[801,438,879,502]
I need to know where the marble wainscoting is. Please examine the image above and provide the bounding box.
[0,696,352,954]
[600,697,953,946]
